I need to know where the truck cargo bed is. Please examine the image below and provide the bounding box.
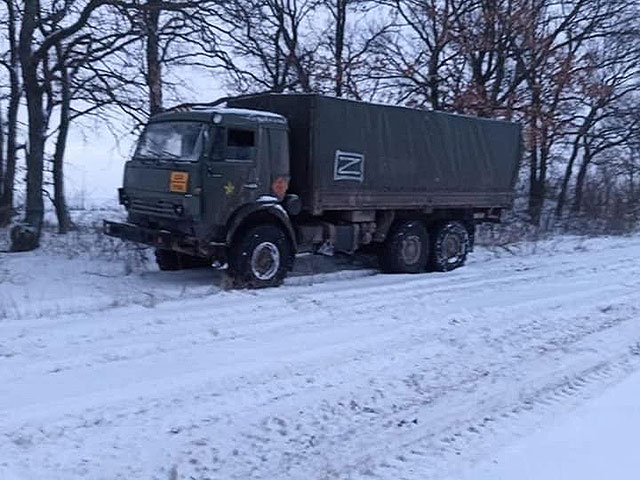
[229,94,522,215]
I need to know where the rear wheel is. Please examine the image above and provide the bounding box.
[228,224,293,288]
[429,221,470,272]
[155,249,210,271]
[379,220,429,273]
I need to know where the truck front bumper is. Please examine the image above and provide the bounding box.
[103,220,224,257]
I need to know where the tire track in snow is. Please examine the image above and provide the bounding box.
[223,301,640,480]
[5,292,640,478]
[1,254,637,394]
[2,240,638,372]
[361,349,640,480]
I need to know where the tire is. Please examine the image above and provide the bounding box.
[429,221,470,272]
[155,249,210,271]
[228,224,293,288]
[379,220,429,273]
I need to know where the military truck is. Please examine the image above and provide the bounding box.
[104,94,522,287]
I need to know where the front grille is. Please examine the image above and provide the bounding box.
[130,198,177,217]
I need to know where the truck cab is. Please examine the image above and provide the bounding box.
[105,107,298,286]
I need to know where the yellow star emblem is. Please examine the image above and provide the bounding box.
[224,181,235,195]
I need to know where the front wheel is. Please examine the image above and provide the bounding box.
[429,221,470,272]
[228,224,293,288]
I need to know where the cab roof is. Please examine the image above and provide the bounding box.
[150,106,287,127]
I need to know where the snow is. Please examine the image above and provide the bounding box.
[256,195,280,203]
[457,369,640,480]
[214,107,287,121]
[2,225,640,479]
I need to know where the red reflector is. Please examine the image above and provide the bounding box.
[272,177,288,199]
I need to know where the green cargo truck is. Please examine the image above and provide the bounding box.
[104,94,522,287]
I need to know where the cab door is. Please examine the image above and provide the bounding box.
[202,125,260,227]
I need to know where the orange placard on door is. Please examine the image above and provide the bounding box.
[170,171,189,193]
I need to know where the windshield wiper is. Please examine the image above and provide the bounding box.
[157,150,181,159]
[136,150,191,162]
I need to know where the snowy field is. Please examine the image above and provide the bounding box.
[1,223,640,479]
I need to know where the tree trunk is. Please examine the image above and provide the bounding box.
[528,176,545,226]
[333,0,346,97]
[12,0,45,251]
[572,151,591,214]
[555,135,581,217]
[527,93,548,226]
[52,45,73,234]
[528,143,549,227]
[0,106,4,197]
[146,0,163,115]
[527,138,545,226]
[427,49,441,111]
[0,0,20,227]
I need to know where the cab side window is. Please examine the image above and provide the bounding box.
[226,128,256,161]
[228,129,255,148]
[210,127,257,162]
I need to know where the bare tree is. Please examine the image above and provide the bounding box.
[555,36,640,218]
[572,105,639,214]
[212,0,319,93]
[0,105,4,198]
[83,1,226,116]
[505,0,631,224]
[0,0,21,227]
[0,0,638,249]
[48,42,73,232]
[370,0,469,109]
[12,0,130,251]
[310,0,393,99]
[144,0,163,114]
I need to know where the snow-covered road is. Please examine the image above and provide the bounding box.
[460,367,640,480]
[1,235,640,479]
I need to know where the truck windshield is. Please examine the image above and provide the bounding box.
[135,121,207,161]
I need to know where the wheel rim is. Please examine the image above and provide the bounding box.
[442,233,463,264]
[251,242,280,280]
[400,235,422,265]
